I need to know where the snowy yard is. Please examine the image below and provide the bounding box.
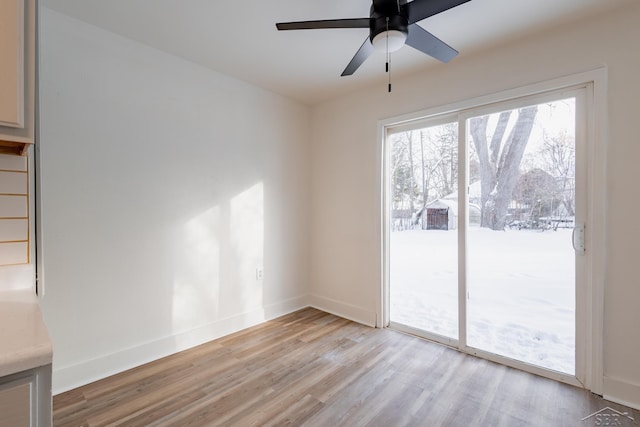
[390,228,575,374]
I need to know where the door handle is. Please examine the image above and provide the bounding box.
[572,223,585,254]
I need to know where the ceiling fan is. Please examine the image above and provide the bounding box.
[276,0,471,79]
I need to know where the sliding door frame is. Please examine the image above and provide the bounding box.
[378,69,607,394]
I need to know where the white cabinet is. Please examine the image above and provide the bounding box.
[0,365,52,427]
[0,377,31,426]
[0,0,35,156]
[0,0,24,129]
[0,291,53,426]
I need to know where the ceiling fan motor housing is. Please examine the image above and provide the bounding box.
[369,5,409,41]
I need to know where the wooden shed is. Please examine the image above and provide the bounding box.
[421,199,481,230]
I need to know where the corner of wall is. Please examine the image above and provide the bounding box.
[603,376,640,411]
[308,294,376,327]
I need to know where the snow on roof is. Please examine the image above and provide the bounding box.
[426,198,458,215]
[441,181,482,202]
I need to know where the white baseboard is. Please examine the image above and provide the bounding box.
[603,376,640,410]
[308,294,376,327]
[52,295,309,395]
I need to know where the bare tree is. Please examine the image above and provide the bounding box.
[470,106,538,230]
[420,130,428,209]
[389,132,420,230]
[390,126,459,230]
[407,131,416,214]
[418,123,457,201]
[539,130,575,216]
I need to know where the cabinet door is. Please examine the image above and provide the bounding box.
[0,0,24,129]
[0,379,31,427]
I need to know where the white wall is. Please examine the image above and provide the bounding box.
[309,2,640,409]
[39,8,310,394]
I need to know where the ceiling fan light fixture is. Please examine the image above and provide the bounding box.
[275,0,468,76]
[372,30,407,52]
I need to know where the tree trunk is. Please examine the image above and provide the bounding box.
[470,106,538,230]
[470,115,499,227]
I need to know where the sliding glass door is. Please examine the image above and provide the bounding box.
[387,88,587,383]
[465,97,580,375]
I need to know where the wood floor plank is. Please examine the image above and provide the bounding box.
[53,308,638,427]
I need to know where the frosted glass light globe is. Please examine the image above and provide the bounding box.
[372,30,407,52]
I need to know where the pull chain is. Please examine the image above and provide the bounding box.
[386,17,392,93]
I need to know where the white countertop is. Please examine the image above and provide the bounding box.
[0,289,53,377]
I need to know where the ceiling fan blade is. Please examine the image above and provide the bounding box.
[403,0,471,24]
[276,18,370,31]
[405,24,458,63]
[341,37,375,76]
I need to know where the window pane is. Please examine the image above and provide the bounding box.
[389,123,459,340]
[466,98,576,374]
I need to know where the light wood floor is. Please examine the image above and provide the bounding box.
[54,308,637,426]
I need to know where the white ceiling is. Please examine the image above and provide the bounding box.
[41,0,631,105]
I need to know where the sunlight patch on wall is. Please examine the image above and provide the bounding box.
[230,182,264,313]
[172,205,221,333]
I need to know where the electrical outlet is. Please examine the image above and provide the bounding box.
[256,268,264,281]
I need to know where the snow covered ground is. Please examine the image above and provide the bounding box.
[389,228,575,374]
